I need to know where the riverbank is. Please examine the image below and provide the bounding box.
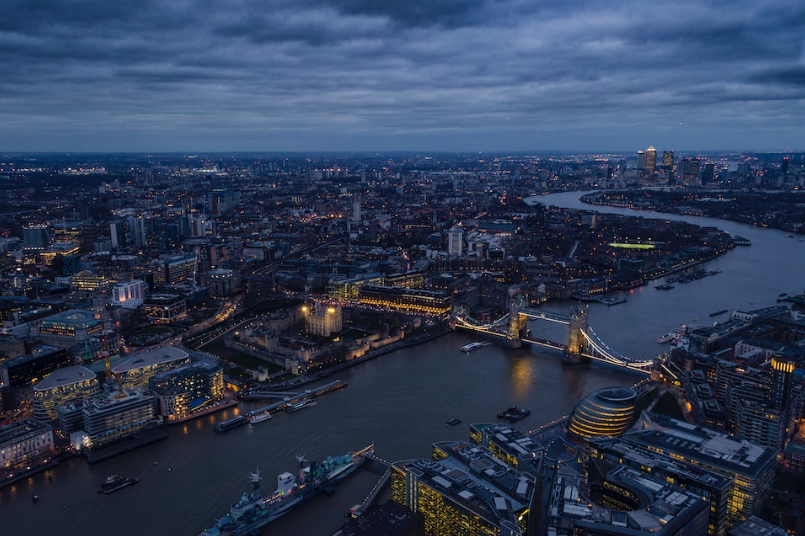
[268,322,451,391]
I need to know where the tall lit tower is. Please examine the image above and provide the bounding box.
[661,150,674,169]
[769,357,794,410]
[636,151,647,171]
[448,227,463,257]
[645,147,657,173]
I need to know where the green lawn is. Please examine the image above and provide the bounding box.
[201,339,285,373]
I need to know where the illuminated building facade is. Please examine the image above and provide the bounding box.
[567,387,637,439]
[0,345,70,388]
[391,441,535,536]
[32,365,99,420]
[303,303,343,337]
[71,270,108,291]
[448,227,464,257]
[112,280,148,309]
[82,389,157,447]
[111,346,191,389]
[144,293,187,323]
[38,309,102,348]
[358,285,451,316]
[545,461,709,536]
[589,436,732,536]
[616,412,776,527]
[149,361,224,421]
[662,150,675,169]
[645,146,657,173]
[204,268,241,298]
[0,419,54,471]
[328,274,383,301]
[22,225,51,251]
[469,423,543,472]
[154,253,197,285]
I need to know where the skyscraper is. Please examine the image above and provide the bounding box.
[645,146,657,173]
[662,150,674,169]
[636,150,647,171]
[447,227,463,257]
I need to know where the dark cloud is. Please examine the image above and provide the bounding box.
[1,0,804,151]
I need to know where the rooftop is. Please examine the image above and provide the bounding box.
[112,346,190,374]
[34,365,96,391]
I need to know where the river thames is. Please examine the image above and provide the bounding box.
[2,191,804,536]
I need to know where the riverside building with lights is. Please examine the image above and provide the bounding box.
[148,360,224,421]
[302,303,343,337]
[111,346,191,389]
[358,285,451,316]
[0,419,54,473]
[567,387,638,440]
[599,412,776,529]
[32,365,100,421]
[81,388,157,447]
[391,441,536,536]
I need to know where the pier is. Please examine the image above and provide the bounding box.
[245,380,348,416]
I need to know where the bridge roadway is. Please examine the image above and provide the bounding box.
[454,309,654,374]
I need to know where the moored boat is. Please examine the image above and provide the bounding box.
[199,446,373,536]
[98,475,139,494]
[249,413,271,424]
[657,332,674,343]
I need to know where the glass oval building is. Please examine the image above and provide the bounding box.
[568,387,637,439]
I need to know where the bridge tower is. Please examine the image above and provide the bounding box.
[564,305,589,364]
[505,287,528,348]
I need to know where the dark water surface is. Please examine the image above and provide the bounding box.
[3,191,803,536]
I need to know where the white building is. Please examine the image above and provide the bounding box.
[0,419,54,470]
[112,280,148,309]
[448,228,464,257]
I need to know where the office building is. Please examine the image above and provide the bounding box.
[358,285,451,315]
[32,365,99,420]
[0,419,54,471]
[0,345,70,388]
[206,189,240,214]
[645,146,657,173]
[682,158,701,185]
[391,441,537,536]
[662,150,675,169]
[112,280,148,309]
[22,225,51,251]
[155,253,197,286]
[109,220,126,249]
[204,268,241,298]
[614,412,776,527]
[149,360,224,421]
[143,293,187,323]
[128,214,147,248]
[637,150,647,171]
[469,423,543,472]
[37,309,103,349]
[544,460,709,536]
[727,516,787,536]
[111,346,191,389]
[567,387,637,439]
[82,388,157,447]
[448,227,463,257]
[589,436,732,536]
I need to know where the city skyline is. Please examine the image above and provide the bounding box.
[2,0,805,153]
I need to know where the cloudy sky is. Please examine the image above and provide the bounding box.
[2,0,804,153]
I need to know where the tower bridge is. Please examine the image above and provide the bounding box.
[453,293,655,374]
